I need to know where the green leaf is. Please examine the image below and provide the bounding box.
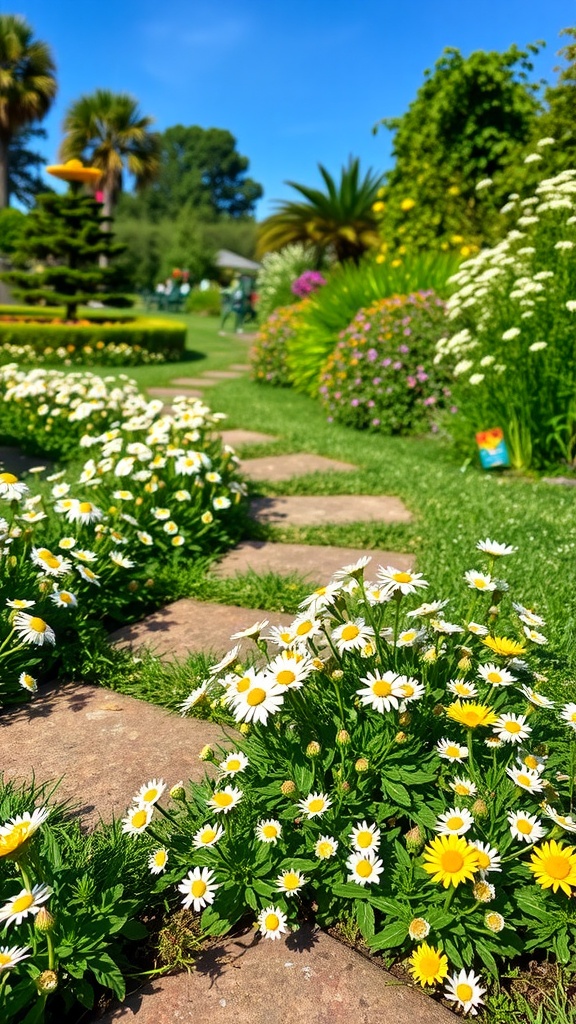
[554,929,570,963]
[355,899,375,941]
[119,920,148,941]
[369,920,407,950]
[89,953,126,1001]
[73,977,95,1009]
[244,887,259,912]
[294,764,313,793]
[443,938,463,969]
[475,941,498,979]
[383,779,412,808]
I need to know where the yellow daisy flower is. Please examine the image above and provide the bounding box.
[529,840,576,895]
[446,701,497,729]
[422,834,479,888]
[408,941,449,986]
[483,636,526,658]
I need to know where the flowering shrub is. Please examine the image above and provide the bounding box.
[250,301,308,387]
[319,292,450,434]
[0,340,166,367]
[0,316,186,364]
[435,163,576,469]
[256,244,321,321]
[0,368,246,705]
[291,270,326,298]
[125,540,576,1014]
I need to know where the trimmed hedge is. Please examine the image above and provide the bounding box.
[0,308,187,363]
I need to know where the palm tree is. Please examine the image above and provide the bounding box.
[0,15,56,208]
[257,158,384,263]
[60,90,161,219]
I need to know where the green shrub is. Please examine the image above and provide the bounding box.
[435,164,576,469]
[250,301,309,386]
[0,311,186,364]
[319,292,450,434]
[185,287,221,317]
[286,252,460,395]
[256,243,321,322]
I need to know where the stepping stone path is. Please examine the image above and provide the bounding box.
[203,369,244,379]
[1,683,226,827]
[101,925,456,1024]
[220,429,277,447]
[251,494,412,528]
[241,452,356,482]
[214,541,414,580]
[169,376,212,387]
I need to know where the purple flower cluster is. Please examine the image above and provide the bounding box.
[319,291,450,435]
[291,270,327,298]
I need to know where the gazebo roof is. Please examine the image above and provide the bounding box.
[215,248,261,272]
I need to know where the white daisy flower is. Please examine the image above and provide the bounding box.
[542,804,576,834]
[299,582,341,613]
[276,869,307,896]
[218,752,249,776]
[356,670,406,712]
[314,835,339,859]
[73,548,97,563]
[31,547,72,577]
[396,627,425,647]
[289,613,323,643]
[65,500,103,524]
[0,944,31,972]
[255,819,282,844]
[350,821,381,852]
[493,713,531,744]
[448,680,478,700]
[407,600,449,618]
[19,672,37,693]
[464,570,496,592]
[332,555,372,580]
[263,624,296,648]
[506,764,545,793]
[520,686,554,709]
[523,626,548,645]
[6,598,35,609]
[230,619,269,640]
[560,703,576,730]
[0,473,28,501]
[213,496,231,510]
[298,792,332,819]
[50,590,77,609]
[512,603,545,628]
[467,621,489,636]
[450,777,477,798]
[209,645,241,676]
[331,618,374,654]
[435,806,474,836]
[346,850,384,886]
[264,652,313,691]
[148,848,169,874]
[178,867,218,912]
[470,841,502,876]
[476,538,516,557]
[436,738,468,762]
[137,531,153,546]
[258,905,288,940]
[206,785,243,814]
[230,677,284,725]
[0,884,52,928]
[398,677,425,702]
[76,565,100,586]
[430,619,464,635]
[134,779,166,806]
[13,613,56,646]
[478,664,515,687]
[508,810,546,844]
[376,566,428,597]
[180,682,209,715]
[193,823,224,848]
[110,551,135,568]
[444,969,485,1015]
[121,803,153,836]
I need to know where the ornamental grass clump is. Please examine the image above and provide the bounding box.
[126,540,576,1014]
[255,243,321,322]
[250,301,308,387]
[319,291,449,434]
[436,158,576,469]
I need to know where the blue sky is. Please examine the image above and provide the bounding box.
[13,0,576,217]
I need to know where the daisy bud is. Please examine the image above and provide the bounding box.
[485,911,505,933]
[108,506,118,514]
[199,745,214,762]
[405,825,424,854]
[399,711,412,726]
[312,658,324,671]
[395,731,408,744]
[170,782,186,801]
[306,741,321,758]
[408,917,430,941]
[8,555,17,568]
[458,656,472,671]
[135,496,143,506]
[281,780,297,797]
[332,669,344,681]
[38,579,52,595]
[35,907,55,933]
[128,581,139,592]
[145,578,155,588]
[355,758,369,773]
[473,880,495,903]
[36,970,58,994]
[340,781,351,794]
[488,605,499,617]
[472,799,488,819]
[336,730,351,745]
[433,704,445,716]
[422,647,437,663]
[239,723,251,736]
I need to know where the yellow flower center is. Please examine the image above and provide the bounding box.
[131,809,148,829]
[0,472,18,484]
[454,784,470,796]
[393,572,412,583]
[283,872,300,890]
[315,587,326,596]
[317,841,333,857]
[543,854,571,880]
[476,850,490,869]
[143,788,158,802]
[236,676,251,693]
[456,983,474,1002]
[296,620,313,636]
[262,824,278,839]
[191,879,207,898]
[226,759,241,772]
[0,823,30,857]
[12,893,34,914]
[247,687,267,706]
[517,774,532,787]
[356,830,373,848]
[280,632,293,643]
[154,851,167,866]
[29,617,47,634]
[201,829,216,843]
[487,672,501,684]
[308,798,325,813]
[341,624,360,641]
[419,953,441,979]
[446,745,461,758]
[401,631,417,642]
[60,593,73,603]
[462,710,481,726]
[441,850,464,873]
[372,679,392,697]
[38,549,60,569]
[213,792,233,807]
[0,953,12,965]
[78,502,93,514]
[517,819,533,835]
[505,721,522,733]
[475,579,486,589]
[265,913,279,931]
[355,859,373,878]
[276,670,296,687]
[446,816,464,831]
[455,684,471,695]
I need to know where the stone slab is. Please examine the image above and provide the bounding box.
[251,494,413,528]
[543,476,576,487]
[148,387,205,400]
[214,542,414,581]
[0,445,53,476]
[0,684,227,827]
[110,599,285,661]
[229,364,250,371]
[241,452,356,482]
[101,926,456,1024]
[203,370,243,379]
[169,377,212,387]
[220,429,278,447]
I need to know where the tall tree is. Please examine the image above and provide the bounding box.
[125,125,263,221]
[0,15,56,208]
[257,158,383,263]
[60,90,161,220]
[9,126,50,207]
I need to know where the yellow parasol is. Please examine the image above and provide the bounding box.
[46,159,102,185]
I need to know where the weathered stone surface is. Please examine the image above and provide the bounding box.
[241,452,356,482]
[251,494,412,528]
[169,377,212,387]
[203,370,243,379]
[100,926,456,1023]
[110,598,285,660]
[0,446,53,476]
[219,429,278,447]
[228,363,250,371]
[543,476,576,487]
[214,541,414,581]
[148,387,205,400]
[0,684,226,827]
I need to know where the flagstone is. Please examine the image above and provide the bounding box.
[0,683,227,827]
[110,598,285,660]
[241,452,356,482]
[220,429,278,447]
[214,541,414,581]
[100,925,456,1023]
[169,376,212,387]
[148,387,205,400]
[203,369,243,379]
[228,363,250,371]
[251,494,413,528]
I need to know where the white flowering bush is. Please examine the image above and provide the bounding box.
[0,368,246,705]
[435,162,576,468]
[124,542,576,1015]
[256,243,323,322]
